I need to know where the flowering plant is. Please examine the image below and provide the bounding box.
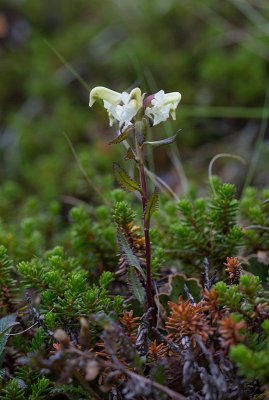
[89,85,181,338]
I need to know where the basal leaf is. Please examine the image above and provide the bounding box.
[144,189,159,225]
[117,229,145,280]
[143,129,181,148]
[113,163,142,194]
[128,268,145,304]
[109,129,129,145]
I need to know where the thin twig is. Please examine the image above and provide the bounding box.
[6,322,38,336]
[202,257,211,291]
[184,284,196,305]
[105,338,186,400]
[152,327,182,355]
[126,370,188,400]
[194,335,228,396]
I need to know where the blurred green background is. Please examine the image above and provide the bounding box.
[0,0,269,206]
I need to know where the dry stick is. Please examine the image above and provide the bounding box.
[194,335,228,396]
[69,342,188,400]
[104,339,187,400]
[184,283,196,305]
[202,257,211,291]
[152,327,182,355]
[126,370,188,400]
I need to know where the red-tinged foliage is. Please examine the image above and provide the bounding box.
[219,316,246,348]
[119,310,140,342]
[166,295,213,345]
[224,257,242,283]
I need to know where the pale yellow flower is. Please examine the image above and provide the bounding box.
[89,86,181,129]
[89,86,142,131]
[145,90,181,126]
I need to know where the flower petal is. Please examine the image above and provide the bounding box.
[89,86,122,107]
[129,87,142,106]
[162,92,181,106]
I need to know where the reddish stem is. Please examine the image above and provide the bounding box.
[137,148,156,339]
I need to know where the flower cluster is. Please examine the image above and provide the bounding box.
[89,86,181,131]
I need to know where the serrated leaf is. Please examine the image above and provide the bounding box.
[144,189,159,225]
[117,229,145,280]
[128,268,145,304]
[0,313,18,361]
[143,129,181,148]
[113,163,142,194]
[109,129,129,145]
[124,147,136,161]
[51,383,89,399]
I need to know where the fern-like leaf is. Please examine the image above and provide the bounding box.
[117,229,145,279]
[113,163,142,194]
[144,188,159,225]
[128,268,145,304]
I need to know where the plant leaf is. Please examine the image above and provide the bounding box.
[0,313,18,361]
[113,163,142,194]
[156,274,202,317]
[117,229,145,280]
[144,189,159,226]
[124,147,136,161]
[109,130,129,145]
[128,268,145,304]
[143,129,181,148]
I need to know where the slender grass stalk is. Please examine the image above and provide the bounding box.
[43,39,90,92]
[242,90,269,192]
[63,132,110,207]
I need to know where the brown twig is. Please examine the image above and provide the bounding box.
[104,337,187,400]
